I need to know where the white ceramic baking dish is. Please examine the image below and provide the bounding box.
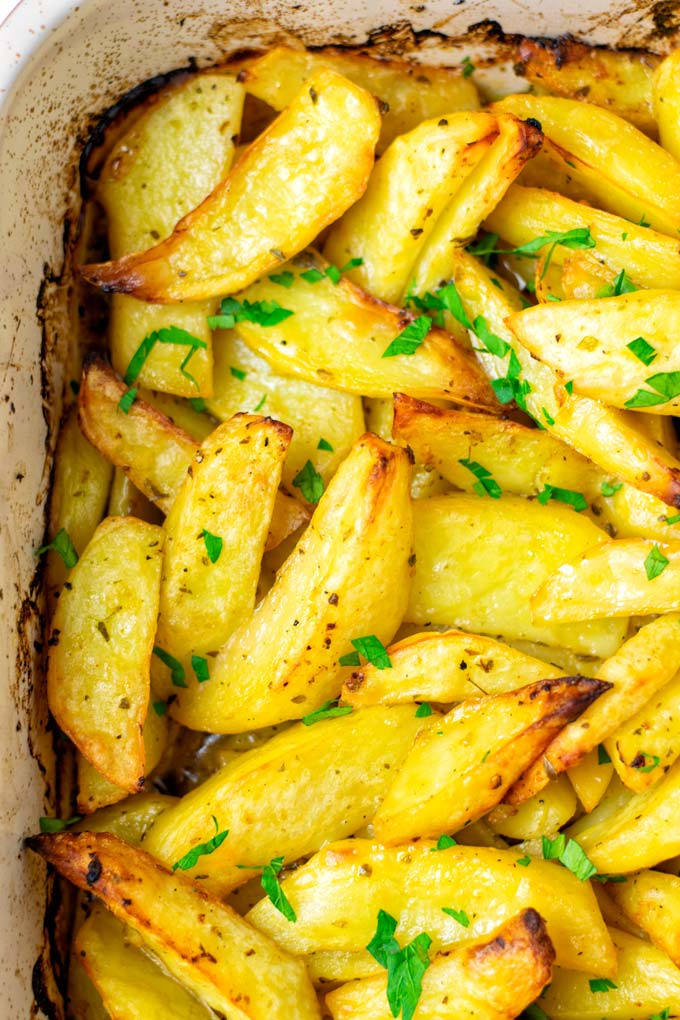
[0,0,676,1014]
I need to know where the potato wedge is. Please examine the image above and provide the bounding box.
[81,70,380,302]
[408,493,626,657]
[27,832,321,1020]
[567,747,614,814]
[78,358,309,543]
[246,839,616,977]
[507,614,680,804]
[540,927,680,1018]
[487,774,577,841]
[143,705,423,896]
[47,517,163,792]
[533,539,680,621]
[324,112,498,303]
[108,467,162,523]
[75,904,215,1020]
[224,250,498,407]
[68,954,109,1020]
[566,772,632,840]
[73,792,177,847]
[508,290,680,413]
[514,37,658,135]
[605,670,680,794]
[372,675,608,842]
[235,45,480,154]
[168,435,412,732]
[155,415,290,663]
[325,909,554,1020]
[608,870,680,967]
[654,49,680,161]
[493,94,680,236]
[342,629,564,707]
[560,249,618,300]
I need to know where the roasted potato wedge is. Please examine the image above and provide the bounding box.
[47,516,163,792]
[507,614,680,804]
[608,869,680,966]
[143,705,423,896]
[108,467,162,523]
[81,70,380,302]
[325,909,555,1020]
[372,675,607,842]
[408,492,626,656]
[605,670,680,793]
[487,774,578,841]
[567,746,615,814]
[654,49,680,161]
[73,792,177,847]
[167,434,412,732]
[27,832,322,1020]
[235,45,480,153]
[246,839,616,977]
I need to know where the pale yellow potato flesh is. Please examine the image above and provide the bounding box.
[107,467,162,523]
[75,904,215,1020]
[342,629,564,707]
[246,839,616,977]
[567,747,615,813]
[143,705,423,897]
[608,869,680,966]
[235,45,480,153]
[653,49,680,161]
[372,675,607,842]
[325,909,555,1020]
[168,434,413,732]
[81,69,381,302]
[224,251,498,407]
[540,927,680,1019]
[68,953,109,1020]
[487,774,578,841]
[508,614,680,803]
[73,792,178,847]
[605,670,680,793]
[407,492,626,656]
[324,112,498,303]
[47,517,164,792]
[27,832,322,1020]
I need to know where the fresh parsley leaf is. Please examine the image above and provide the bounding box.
[461,56,475,78]
[627,337,657,366]
[458,457,502,499]
[366,911,432,1020]
[39,815,82,833]
[516,855,532,867]
[649,1010,671,1020]
[521,1005,551,1020]
[124,326,207,388]
[545,293,562,302]
[432,834,457,851]
[268,270,294,288]
[565,380,574,395]
[598,744,612,765]
[592,873,628,883]
[339,651,361,667]
[302,700,353,725]
[189,397,206,412]
[324,264,341,285]
[340,257,364,273]
[152,700,167,717]
[252,394,267,412]
[639,214,650,227]
[644,544,670,580]
[317,438,334,452]
[152,646,187,688]
[351,635,392,669]
[542,407,555,425]
[35,528,79,569]
[261,856,296,922]
[536,484,588,512]
[466,232,500,267]
[415,703,433,717]
[300,268,325,283]
[118,386,137,413]
[208,296,294,330]
[191,654,210,683]
[201,529,223,563]
[367,910,399,967]
[588,977,617,993]
[172,816,229,871]
[442,907,470,927]
[625,371,680,409]
[665,513,680,525]
[491,348,532,411]
[542,834,597,881]
[633,751,661,773]
[292,460,324,504]
[508,228,596,277]
[230,366,247,380]
[382,316,432,358]
[596,268,637,298]
[472,314,510,357]
[600,480,622,497]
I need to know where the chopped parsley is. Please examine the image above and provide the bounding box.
[458,458,502,499]
[633,751,661,773]
[541,834,597,881]
[201,529,223,563]
[191,655,210,683]
[596,268,637,298]
[35,528,78,569]
[415,703,433,718]
[442,907,470,927]
[588,977,617,993]
[479,228,596,277]
[461,56,475,78]
[565,380,574,395]
[536,484,587,512]
[339,651,361,667]
[491,348,531,412]
[300,268,326,283]
[466,232,500,266]
[317,437,334,452]
[189,397,206,412]
[521,1006,551,1020]
[600,480,622,497]
[432,834,457,851]
[152,700,168,717]
[152,646,187,688]
[382,316,432,358]
[172,816,229,871]
[39,815,82,833]
[542,407,555,425]
[644,544,670,580]
[665,513,680,525]
[625,371,680,409]
[516,855,532,867]
[207,297,294,330]
[597,744,612,765]
[123,326,207,388]
[351,635,392,669]
[241,857,296,922]
[626,337,657,366]
[230,366,247,380]
[302,700,353,726]
[269,270,294,288]
[366,910,432,1020]
[649,1010,671,1020]
[292,460,324,504]
[252,394,267,412]
[118,386,137,414]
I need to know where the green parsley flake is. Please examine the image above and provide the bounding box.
[172,816,229,871]
[415,703,433,718]
[189,397,206,412]
[317,437,334,452]
[152,700,168,717]
[240,857,297,922]
[545,293,562,302]
[466,232,499,266]
[542,407,555,426]
[461,56,475,78]
[382,316,432,358]
[35,528,79,569]
[153,646,187,688]
[649,1010,671,1020]
[507,228,596,277]
[324,264,341,285]
[292,460,324,504]
[300,268,325,283]
[124,326,207,388]
[230,366,247,380]
[521,1005,551,1020]
[597,744,612,765]
[252,394,267,412]
[627,337,657,366]
[201,529,223,563]
[432,834,457,851]
[118,386,137,414]
[596,268,637,298]
[600,480,622,497]
[458,458,502,499]
[268,270,294,288]
[665,513,680,525]
[536,484,588,512]
[366,910,432,1020]
[625,371,680,409]
[339,651,361,667]
[442,907,470,927]
[565,380,574,395]
[191,655,210,683]
[39,815,82,833]
[644,544,670,580]
[351,635,392,669]
[633,751,661,773]
[516,855,532,867]
[541,834,597,881]
[208,296,294,330]
[302,700,353,726]
[588,977,617,993]
[340,257,364,273]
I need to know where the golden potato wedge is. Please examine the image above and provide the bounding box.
[224,250,498,407]
[143,705,423,896]
[532,539,680,620]
[408,493,626,657]
[567,747,614,814]
[654,49,680,161]
[566,772,632,840]
[372,675,607,843]
[540,927,680,1018]
[493,94,680,236]
[560,249,617,300]
[72,792,177,847]
[75,904,214,1020]
[78,358,309,543]
[342,629,564,707]
[608,870,680,966]
[155,415,290,664]
[45,407,113,608]
[325,909,554,1020]
[514,37,658,135]
[605,670,680,794]
[81,70,380,302]
[246,839,616,977]
[509,290,680,413]
[206,330,365,490]
[107,467,162,523]
[168,435,412,732]
[507,614,680,804]
[77,695,168,814]
[485,184,680,290]
[47,517,163,792]
[68,954,108,1020]
[324,112,498,303]
[27,832,321,1020]
[235,45,480,154]
[137,388,215,443]
[487,774,577,841]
